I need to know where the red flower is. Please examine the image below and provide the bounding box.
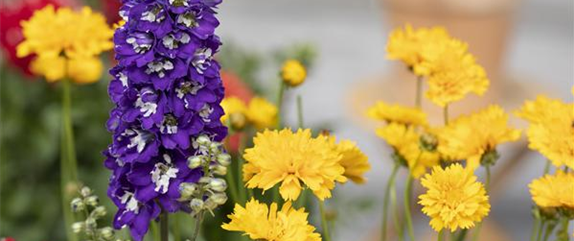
[2,237,16,241]
[0,0,76,76]
[101,0,122,24]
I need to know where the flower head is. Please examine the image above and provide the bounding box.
[104,0,227,239]
[246,97,278,129]
[437,105,520,170]
[367,101,428,126]
[243,129,346,201]
[529,171,574,210]
[17,5,113,83]
[516,96,574,169]
[281,59,307,87]
[376,123,440,178]
[221,96,248,129]
[324,136,370,184]
[419,164,490,232]
[222,199,321,241]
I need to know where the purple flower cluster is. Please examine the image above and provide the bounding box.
[104,0,226,239]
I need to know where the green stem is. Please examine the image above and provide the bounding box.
[404,153,421,241]
[382,164,401,241]
[276,81,286,129]
[190,212,204,241]
[319,200,332,241]
[224,158,240,203]
[542,221,557,241]
[438,230,444,241]
[391,177,405,241]
[544,160,551,175]
[455,229,468,241]
[537,220,546,241]
[61,78,78,241]
[160,210,169,241]
[443,104,449,125]
[237,132,249,204]
[530,218,540,241]
[297,95,304,129]
[415,77,423,108]
[557,218,570,241]
[472,166,491,241]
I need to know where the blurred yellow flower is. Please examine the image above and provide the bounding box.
[17,5,113,83]
[419,163,490,232]
[366,101,428,127]
[529,171,574,210]
[325,136,371,184]
[246,97,278,129]
[437,105,520,170]
[222,199,321,241]
[221,97,248,130]
[243,129,346,201]
[281,60,307,87]
[516,96,574,169]
[376,123,440,178]
[386,24,451,76]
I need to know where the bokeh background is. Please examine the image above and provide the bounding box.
[1,0,572,240]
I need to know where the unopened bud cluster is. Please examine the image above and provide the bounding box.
[180,135,231,216]
[71,186,117,241]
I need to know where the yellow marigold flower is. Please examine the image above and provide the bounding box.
[516,96,574,169]
[246,97,278,129]
[376,123,440,178]
[243,129,346,201]
[17,5,113,83]
[222,199,321,241]
[437,105,520,170]
[221,97,248,129]
[281,59,307,87]
[366,101,428,126]
[529,171,574,210]
[419,163,490,232]
[324,136,371,184]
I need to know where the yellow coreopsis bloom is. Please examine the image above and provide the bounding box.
[324,136,371,184]
[366,101,428,127]
[246,97,278,129]
[221,97,248,130]
[281,60,307,87]
[437,105,521,170]
[419,164,491,232]
[376,123,440,178]
[516,95,574,169]
[386,24,451,76]
[243,129,346,201]
[529,171,574,210]
[17,5,113,83]
[222,199,321,241]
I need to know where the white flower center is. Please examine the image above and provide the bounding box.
[135,90,157,117]
[120,192,139,214]
[146,60,174,78]
[199,104,213,122]
[125,129,153,153]
[192,48,212,74]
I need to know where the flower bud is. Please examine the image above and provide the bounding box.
[99,227,115,240]
[209,142,220,154]
[281,59,307,87]
[212,165,227,176]
[80,186,93,197]
[480,149,500,167]
[91,206,107,219]
[187,156,203,169]
[72,222,84,233]
[229,112,246,130]
[216,153,231,166]
[209,193,228,205]
[85,195,99,207]
[179,183,197,200]
[419,133,438,152]
[208,178,227,192]
[85,217,97,229]
[190,198,204,213]
[196,135,210,146]
[71,198,85,212]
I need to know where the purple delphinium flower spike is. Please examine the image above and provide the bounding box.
[104,0,227,239]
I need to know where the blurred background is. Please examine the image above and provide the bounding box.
[1,0,572,240]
